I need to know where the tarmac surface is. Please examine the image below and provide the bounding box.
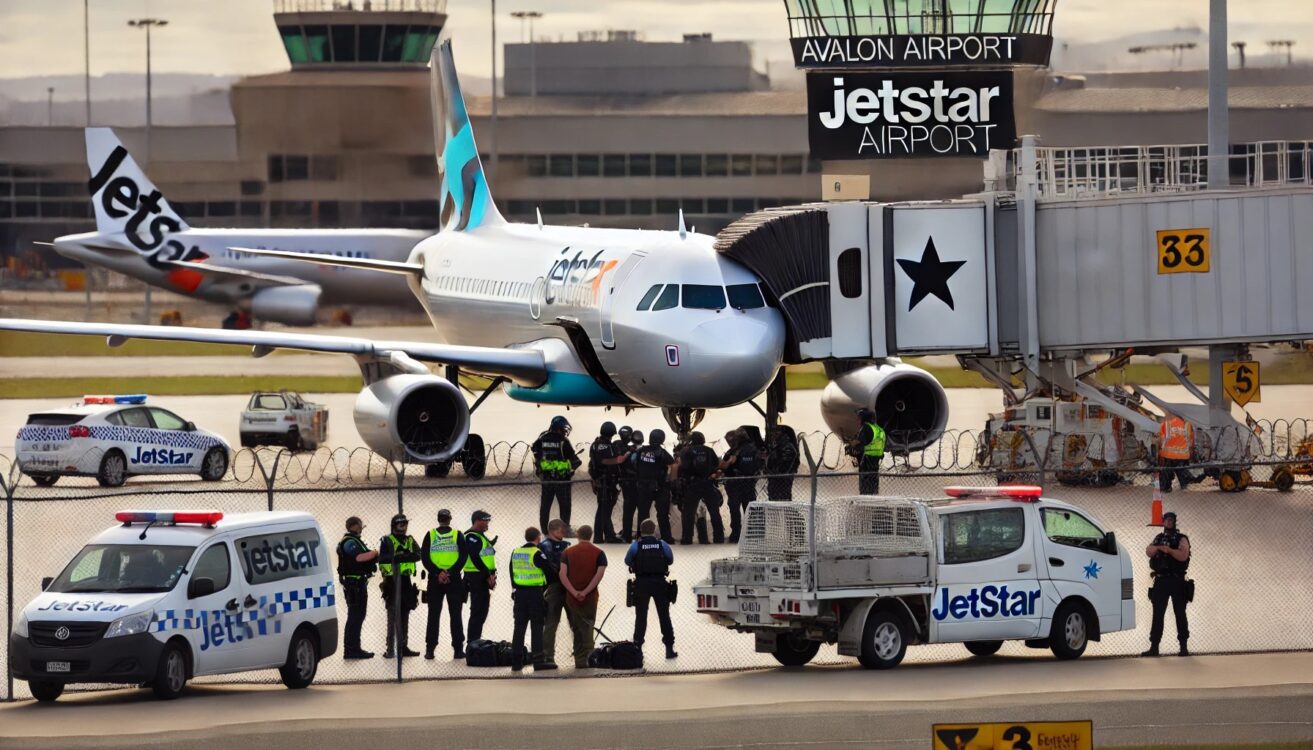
[0,653,1310,749]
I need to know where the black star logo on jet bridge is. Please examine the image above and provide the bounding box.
[896,237,967,311]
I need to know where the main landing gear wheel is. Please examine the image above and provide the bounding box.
[425,461,452,479]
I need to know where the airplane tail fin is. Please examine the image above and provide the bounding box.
[85,127,190,237]
[430,38,504,232]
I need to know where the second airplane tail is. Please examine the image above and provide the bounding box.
[85,127,190,248]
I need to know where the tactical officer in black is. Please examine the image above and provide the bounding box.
[337,516,379,659]
[531,416,582,533]
[765,424,800,500]
[378,513,422,659]
[722,429,763,544]
[1143,511,1192,657]
[625,519,678,659]
[678,432,725,544]
[619,428,644,542]
[588,422,629,543]
[634,429,678,543]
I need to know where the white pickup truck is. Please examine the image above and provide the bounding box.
[238,392,328,451]
[693,486,1134,669]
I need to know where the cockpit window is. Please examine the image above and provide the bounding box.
[637,284,663,311]
[726,283,765,310]
[681,285,727,310]
[652,284,679,311]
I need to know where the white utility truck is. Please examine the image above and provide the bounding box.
[239,391,328,451]
[693,486,1134,668]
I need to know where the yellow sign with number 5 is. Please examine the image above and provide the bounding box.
[1157,228,1211,274]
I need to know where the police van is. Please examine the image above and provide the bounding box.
[10,510,337,702]
[693,486,1134,668]
[15,395,231,487]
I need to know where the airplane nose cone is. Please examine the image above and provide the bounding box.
[687,314,785,406]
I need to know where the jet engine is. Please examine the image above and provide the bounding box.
[249,284,323,327]
[353,374,471,462]
[820,362,949,452]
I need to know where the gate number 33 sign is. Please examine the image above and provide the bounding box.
[1156,227,1211,274]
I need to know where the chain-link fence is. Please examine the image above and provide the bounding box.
[2,444,1312,701]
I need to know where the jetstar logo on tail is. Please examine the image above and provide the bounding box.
[545,248,618,308]
[88,146,206,269]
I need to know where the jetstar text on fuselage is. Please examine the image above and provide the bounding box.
[544,248,619,308]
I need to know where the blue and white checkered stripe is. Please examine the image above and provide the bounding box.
[17,424,220,451]
[151,581,335,636]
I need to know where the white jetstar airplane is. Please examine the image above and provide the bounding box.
[43,128,427,325]
[2,40,948,472]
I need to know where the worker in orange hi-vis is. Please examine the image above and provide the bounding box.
[1158,414,1195,493]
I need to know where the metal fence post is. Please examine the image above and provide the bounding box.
[801,441,819,594]
[3,467,15,701]
[252,450,282,512]
[392,460,404,683]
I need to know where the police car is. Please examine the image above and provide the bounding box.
[10,510,337,702]
[15,395,231,487]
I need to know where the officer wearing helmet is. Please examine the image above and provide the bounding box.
[531,416,582,533]
[378,513,422,658]
[849,408,886,495]
[337,516,379,659]
[588,422,630,543]
[633,429,678,542]
[678,432,725,544]
[618,428,644,542]
[1143,511,1193,657]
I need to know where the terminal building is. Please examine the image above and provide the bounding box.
[3,0,1313,267]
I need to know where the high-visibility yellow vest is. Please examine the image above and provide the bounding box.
[379,534,416,577]
[428,528,461,570]
[463,531,496,573]
[863,422,886,458]
[510,544,547,587]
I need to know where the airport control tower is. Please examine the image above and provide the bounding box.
[273,0,446,68]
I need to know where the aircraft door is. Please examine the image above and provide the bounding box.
[600,252,646,350]
[827,203,872,358]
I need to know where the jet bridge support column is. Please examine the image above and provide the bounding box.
[1207,344,1243,428]
[1015,136,1042,385]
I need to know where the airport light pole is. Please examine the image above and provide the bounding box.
[47,88,54,126]
[511,11,543,97]
[84,0,92,125]
[1207,0,1228,190]
[129,17,167,324]
[489,0,498,183]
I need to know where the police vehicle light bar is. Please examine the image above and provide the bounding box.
[943,486,1043,501]
[84,394,148,405]
[116,510,224,526]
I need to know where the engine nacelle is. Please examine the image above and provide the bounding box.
[353,374,471,463]
[820,362,949,452]
[249,284,323,327]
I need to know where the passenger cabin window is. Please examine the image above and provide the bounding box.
[682,284,726,310]
[942,507,1025,565]
[1041,509,1105,551]
[192,543,232,592]
[637,284,663,311]
[652,284,679,311]
[726,283,765,310]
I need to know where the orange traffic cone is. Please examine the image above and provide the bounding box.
[1148,477,1164,526]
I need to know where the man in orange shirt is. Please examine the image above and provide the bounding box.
[559,524,608,669]
[1158,414,1195,493]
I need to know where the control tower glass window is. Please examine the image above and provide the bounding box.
[358,25,383,62]
[382,25,407,61]
[305,26,330,62]
[280,27,310,64]
[331,26,357,62]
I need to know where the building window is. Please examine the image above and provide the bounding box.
[629,154,653,177]
[403,200,439,217]
[358,25,383,62]
[656,198,679,215]
[330,25,357,62]
[310,155,338,181]
[603,199,626,215]
[630,198,653,215]
[542,199,573,215]
[382,25,407,62]
[706,155,729,177]
[508,200,533,216]
[240,180,264,196]
[679,154,703,177]
[267,155,284,183]
[240,201,263,217]
[285,155,309,181]
[280,26,309,64]
[304,26,330,62]
[527,155,548,177]
[780,155,805,175]
[655,154,677,177]
[549,155,574,177]
[578,199,601,215]
[603,155,626,177]
[681,198,705,214]
[576,155,600,177]
[407,155,436,179]
[731,198,754,213]
[731,155,753,176]
[707,198,729,214]
[207,201,236,218]
[807,157,824,174]
[755,155,779,175]
[319,201,340,225]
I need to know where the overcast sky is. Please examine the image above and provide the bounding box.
[1,0,1311,86]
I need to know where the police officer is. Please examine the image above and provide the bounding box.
[420,509,468,660]
[463,510,497,642]
[509,526,553,672]
[625,519,677,659]
[538,518,571,670]
[678,432,725,544]
[337,516,379,659]
[588,422,629,544]
[619,429,644,542]
[634,429,678,543]
[765,424,799,501]
[531,416,582,532]
[1142,511,1192,657]
[378,513,421,659]
[722,428,763,544]
[850,408,886,495]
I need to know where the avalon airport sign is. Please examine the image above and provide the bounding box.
[808,70,1016,159]
[792,33,1052,69]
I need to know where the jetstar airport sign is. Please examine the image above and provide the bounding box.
[792,33,1052,69]
[807,70,1016,159]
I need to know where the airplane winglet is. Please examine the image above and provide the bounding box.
[536,207,544,230]
[678,209,688,240]
[229,247,424,277]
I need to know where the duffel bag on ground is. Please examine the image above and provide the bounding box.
[494,641,521,667]
[588,641,643,670]
[465,638,500,667]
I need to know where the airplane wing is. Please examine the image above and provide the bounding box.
[0,319,546,387]
[230,247,424,277]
